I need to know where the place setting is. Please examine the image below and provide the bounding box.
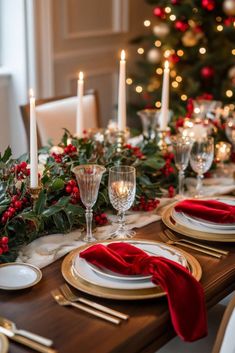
[1,1,235,352]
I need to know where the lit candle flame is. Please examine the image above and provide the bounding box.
[78,71,84,80]
[164,60,169,70]
[29,88,34,98]
[121,50,126,61]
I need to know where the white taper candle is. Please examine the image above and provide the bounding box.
[76,71,84,136]
[29,88,38,188]
[117,50,126,131]
[160,60,170,130]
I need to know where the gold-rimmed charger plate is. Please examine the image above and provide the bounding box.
[61,239,202,300]
[0,333,8,353]
[162,202,235,242]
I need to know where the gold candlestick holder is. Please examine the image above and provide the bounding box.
[29,181,42,205]
[116,130,125,153]
[156,128,170,153]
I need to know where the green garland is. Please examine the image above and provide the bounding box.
[0,131,176,263]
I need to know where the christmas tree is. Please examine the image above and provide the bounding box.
[129,0,235,117]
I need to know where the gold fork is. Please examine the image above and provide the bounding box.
[161,230,222,259]
[164,229,229,256]
[60,284,129,320]
[51,289,121,325]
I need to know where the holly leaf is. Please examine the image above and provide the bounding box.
[34,191,47,215]
[1,146,12,163]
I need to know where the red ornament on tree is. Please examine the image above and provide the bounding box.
[175,20,189,32]
[153,7,165,18]
[201,0,215,11]
[171,0,180,4]
[169,53,180,64]
[200,66,215,79]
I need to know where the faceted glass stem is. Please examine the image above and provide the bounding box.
[84,207,94,242]
[178,170,184,196]
[196,173,204,197]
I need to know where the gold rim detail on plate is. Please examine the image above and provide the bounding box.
[61,239,202,300]
[162,202,235,243]
[0,263,42,290]
[0,333,9,353]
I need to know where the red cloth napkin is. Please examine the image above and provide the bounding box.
[175,199,235,224]
[80,242,207,342]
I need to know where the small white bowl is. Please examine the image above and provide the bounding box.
[0,263,42,290]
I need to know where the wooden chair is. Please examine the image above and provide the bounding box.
[212,295,235,353]
[20,89,100,148]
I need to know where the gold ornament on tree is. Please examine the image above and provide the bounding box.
[182,30,202,47]
[223,0,235,15]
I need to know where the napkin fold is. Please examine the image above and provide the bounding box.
[175,199,235,224]
[80,242,207,342]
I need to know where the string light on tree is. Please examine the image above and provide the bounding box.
[217,25,224,31]
[169,14,176,21]
[176,76,182,82]
[155,40,162,47]
[165,6,172,13]
[181,94,188,101]
[155,101,161,108]
[177,49,184,56]
[226,90,233,97]
[156,68,163,75]
[126,78,133,85]
[137,48,144,54]
[136,86,143,93]
[172,81,179,88]
[199,47,206,54]
[144,20,151,27]
[232,49,235,55]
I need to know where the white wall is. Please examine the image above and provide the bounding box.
[1,0,28,157]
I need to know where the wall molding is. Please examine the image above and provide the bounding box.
[54,45,118,62]
[61,0,129,40]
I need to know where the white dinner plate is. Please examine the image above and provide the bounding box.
[88,263,151,281]
[172,210,235,234]
[182,198,235,230]
[73,241,187,290]
[0,334,8,353]
[0,263,42,290]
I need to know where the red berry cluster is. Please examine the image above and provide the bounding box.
[175,117,185,129]
[133,196,160,212]
[64,144,77,155]
[161,159,174,177]
[94,213,108,226]
[124,144,144,159]
[65,180,80,204]
[168,186,175,198]
[0,236,9,255]
[163,152,174,162]
[1,194,27,224]
[14,162,30,179]
[51,152,63,163]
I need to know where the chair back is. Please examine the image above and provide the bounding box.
[212,295,235,353]
[21,89,100,148]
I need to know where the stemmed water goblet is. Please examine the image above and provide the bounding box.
[73,164,106,242]
[171,136,193,197]
[108,166,136,238]
[189,137,214,197]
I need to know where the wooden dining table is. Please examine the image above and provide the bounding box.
[1,220,235,353]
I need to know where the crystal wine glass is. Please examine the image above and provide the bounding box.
[73,164,106,242]
[189,137,214,197]
[171,136,193,197]
[108,166,136,238]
